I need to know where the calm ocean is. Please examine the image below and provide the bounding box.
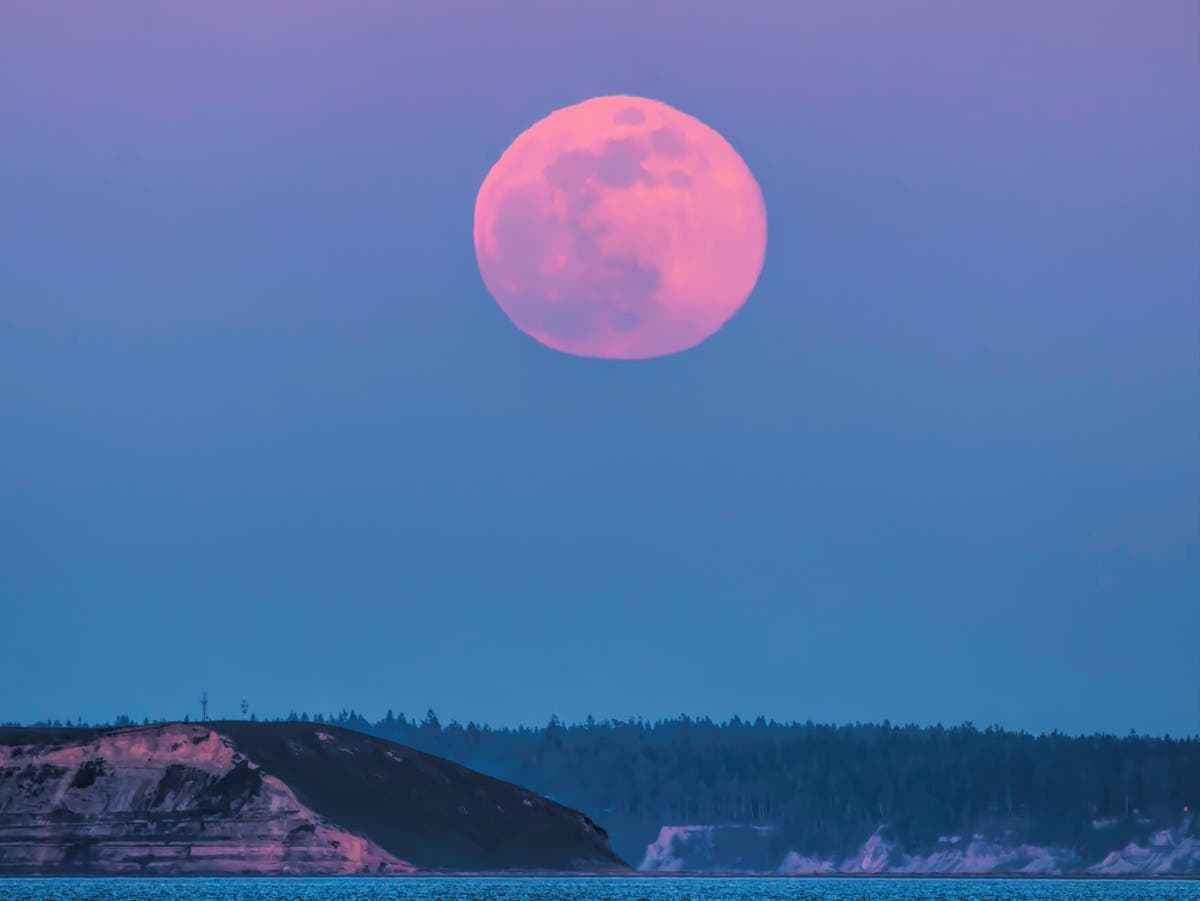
[0,878,1195,901]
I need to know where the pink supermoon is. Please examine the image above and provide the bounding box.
[474,95,767,359]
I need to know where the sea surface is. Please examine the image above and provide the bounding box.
[0,878,1196,901]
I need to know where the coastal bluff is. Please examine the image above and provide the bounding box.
[0,721,627,875]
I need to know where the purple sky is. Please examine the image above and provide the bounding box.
[1,1,1197,734]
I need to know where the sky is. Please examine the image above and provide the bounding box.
[1,1,1197,736]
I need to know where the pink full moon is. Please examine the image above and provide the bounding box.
[474,95,767,359]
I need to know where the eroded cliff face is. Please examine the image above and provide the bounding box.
[640,818,1200,875]
[0,722,628,875]
[0,724,413,875]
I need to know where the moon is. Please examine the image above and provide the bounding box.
[474,95,767,359]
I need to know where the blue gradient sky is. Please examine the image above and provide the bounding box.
[1,1,1196,734]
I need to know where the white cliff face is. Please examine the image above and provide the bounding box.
[777,852,835,874]
[0,724,414,875]
[639,825,776,872]
[1088,825,1200,875]
[643,819,1200,875]
[640,826,709,871]
[886,836,1073,875]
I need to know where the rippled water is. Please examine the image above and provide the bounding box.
[0,878,1195,901]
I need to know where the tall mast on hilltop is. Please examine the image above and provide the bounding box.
[201,692,208,722]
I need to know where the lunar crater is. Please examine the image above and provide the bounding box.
[475,95,766,359]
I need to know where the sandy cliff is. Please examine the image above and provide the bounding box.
[639,819,1200,875]
[0,722,626,875]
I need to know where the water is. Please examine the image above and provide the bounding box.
[0,879,1194,901]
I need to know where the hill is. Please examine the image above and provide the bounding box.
[0,721,627,875]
